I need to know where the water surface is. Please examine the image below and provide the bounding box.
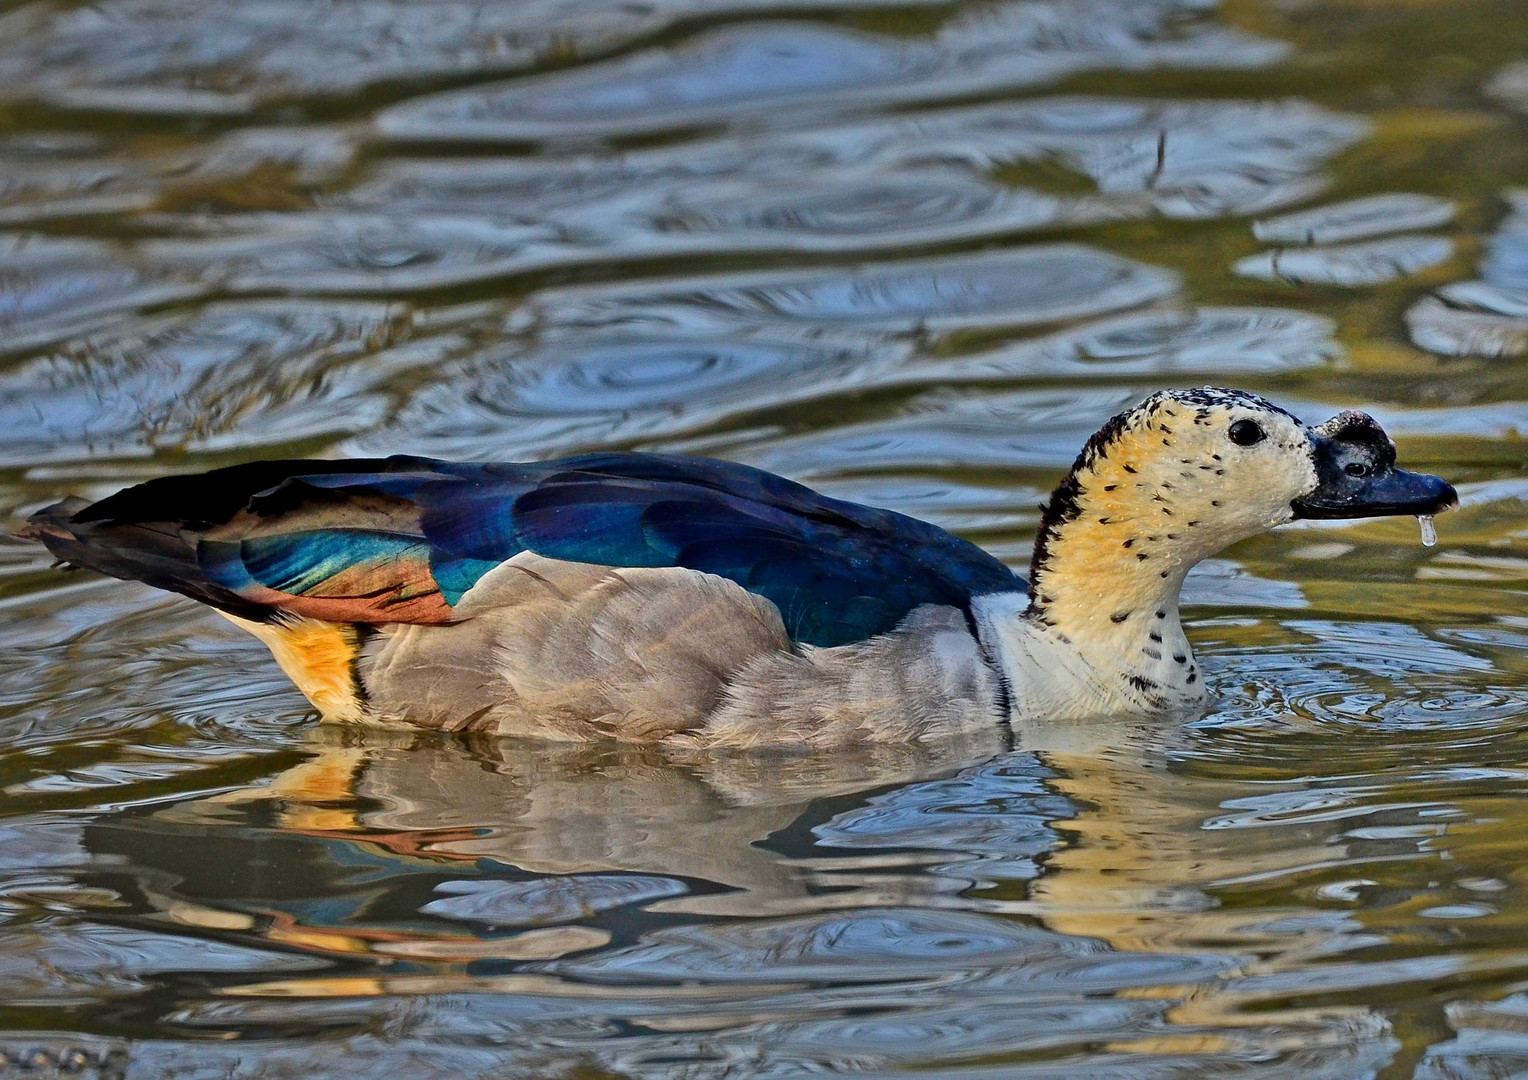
[2,0,1528,1076]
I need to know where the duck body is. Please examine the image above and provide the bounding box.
[21,388,1456,745]
[26,451,1026,745]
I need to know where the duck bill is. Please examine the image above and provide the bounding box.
[1291,417,1458,520]
[1292,466,1458,519]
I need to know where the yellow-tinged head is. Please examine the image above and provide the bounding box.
[1027,388,1456,634]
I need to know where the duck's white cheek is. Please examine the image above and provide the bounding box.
[1262,484,1305,528]
[1252,448,1319,526]
[1283,447,1322,515]
[1202,481,1300,538]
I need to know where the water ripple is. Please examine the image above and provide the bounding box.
[1235,234,1455,287]
[352,333,910,460]
[378,5,1286,141]
[532,246,1178,334]
[1409,189,1528,356]
[1205,619,1528,734]
[0,921,323,1003]
[0,0,789,116]
[0,236,207,357]
[813,753,1070,882]
[1253,193,1457,245]
[1420,995,1528,1079]
[543,907,1109,982]
[422,875,689,928]
[143,216,560,295]
[360,96,1366,235]
[0,300,411,464]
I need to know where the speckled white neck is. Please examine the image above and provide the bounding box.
[973,586,1206,722]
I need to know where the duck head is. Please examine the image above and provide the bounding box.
[982,388,1457,718]
[1027,387,1456,633]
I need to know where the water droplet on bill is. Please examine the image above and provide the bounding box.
[1419,514,1437,547]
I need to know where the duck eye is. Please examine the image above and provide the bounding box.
[1345,462,1370,478]
[1227,419,1265,446]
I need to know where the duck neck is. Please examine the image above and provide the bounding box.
[974,565,1201,720]
[976,450,1223,717]
[1027,504,1200,662]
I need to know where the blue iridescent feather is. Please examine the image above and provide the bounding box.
[67,453,1026,647]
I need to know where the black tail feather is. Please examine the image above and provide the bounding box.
[19,498,274,621]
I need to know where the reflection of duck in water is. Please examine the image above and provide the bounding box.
[93,716,1391,1068]
[68,702,1398,1070]
[23,388,1453,743]
[114,725,1013,957]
